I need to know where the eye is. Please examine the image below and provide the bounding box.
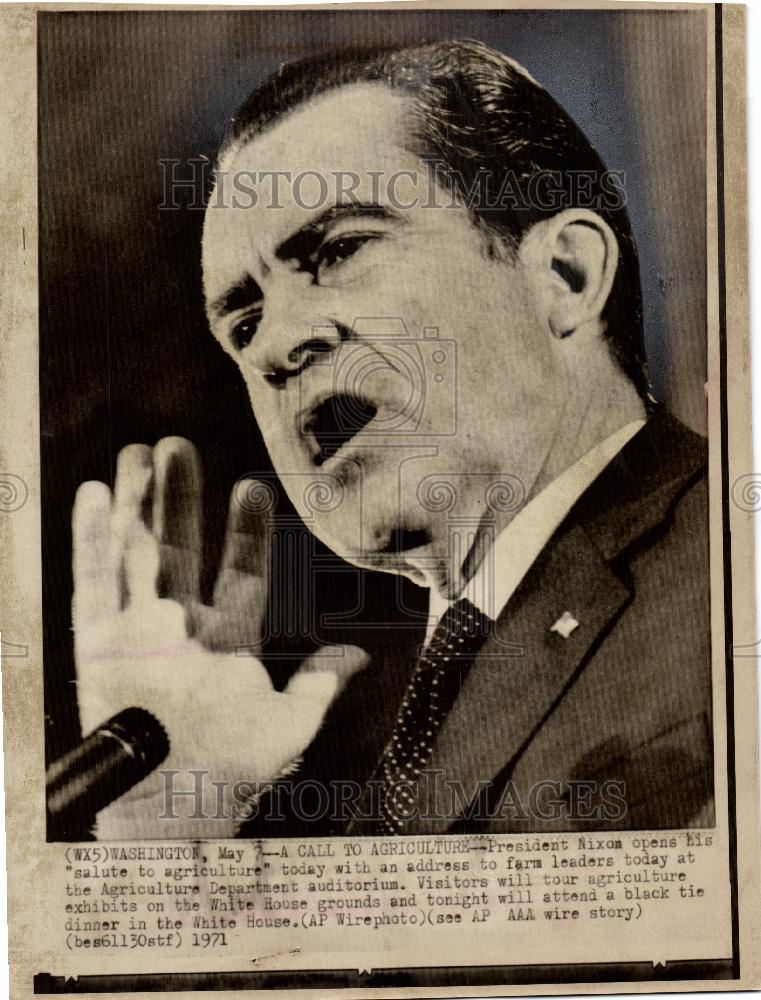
[229,310,262,352]
[315,233,379,279]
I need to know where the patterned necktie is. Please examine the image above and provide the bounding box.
[374,597,493,834]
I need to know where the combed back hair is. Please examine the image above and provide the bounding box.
[218,39,651,402]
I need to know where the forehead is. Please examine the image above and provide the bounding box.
[202,84,423,277]
[229,83,414,177]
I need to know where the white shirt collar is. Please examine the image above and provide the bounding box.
[425,420,646,642]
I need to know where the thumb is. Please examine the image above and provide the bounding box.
[287,644,369,697]
[272,646,369,765]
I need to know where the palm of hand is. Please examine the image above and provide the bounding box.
[72,438,366,837]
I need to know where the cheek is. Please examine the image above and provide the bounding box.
[243,382,289,461]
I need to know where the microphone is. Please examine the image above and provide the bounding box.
[46,707,170,833]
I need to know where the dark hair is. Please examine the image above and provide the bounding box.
[218,39,650,401]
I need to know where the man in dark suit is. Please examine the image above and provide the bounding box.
[72,40,712,837]
[239,407,711,837]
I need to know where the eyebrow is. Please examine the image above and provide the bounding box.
[208,202,401,321]
[208,273,263,322]
[275,201,402,262]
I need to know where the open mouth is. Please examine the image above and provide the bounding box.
[305,393,378,466]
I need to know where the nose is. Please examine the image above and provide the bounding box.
[242,292,348,388]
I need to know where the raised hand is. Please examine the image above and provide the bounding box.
[72,437,367,838]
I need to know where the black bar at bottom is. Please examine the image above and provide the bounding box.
[34,958,735,993]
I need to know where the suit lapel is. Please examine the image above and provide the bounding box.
[408,522,631,834]
[347,410,707,836]
[407,411,707,835]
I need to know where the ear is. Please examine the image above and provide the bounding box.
[519,209,619,340]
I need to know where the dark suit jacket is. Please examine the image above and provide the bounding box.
[244,409,713,837]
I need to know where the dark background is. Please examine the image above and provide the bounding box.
[39,9,708,766]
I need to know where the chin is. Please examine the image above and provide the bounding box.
[312,508,432,570]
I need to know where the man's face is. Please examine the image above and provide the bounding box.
[202,84,565,592]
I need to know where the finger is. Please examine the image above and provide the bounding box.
[72,480,118,628]
[152,437,202,603]
[123,516,160,607]
[289,644,370,695]
[192,577,264,653]
[113,443,153,520]
[111,444,154,608]
[272,646,370,765]
[184,600,218,645]
[213,480,273,627]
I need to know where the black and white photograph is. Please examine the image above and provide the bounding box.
[40,8,714,841]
